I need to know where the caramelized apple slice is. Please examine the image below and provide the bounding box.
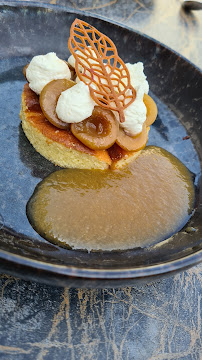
[71,106,119,150]
[39,79,76,129]
[116,123,149,151]
[144,94,158,126]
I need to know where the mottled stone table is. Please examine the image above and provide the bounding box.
[0,1,201,359]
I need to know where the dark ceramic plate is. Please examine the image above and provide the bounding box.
[0,2,201,288]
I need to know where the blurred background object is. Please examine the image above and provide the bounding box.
[182,0,202,10]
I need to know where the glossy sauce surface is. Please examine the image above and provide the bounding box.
[27,147,195,251]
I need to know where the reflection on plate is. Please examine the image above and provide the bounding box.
[0,2,201,287]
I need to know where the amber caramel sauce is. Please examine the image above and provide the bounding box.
[27,147,195,251]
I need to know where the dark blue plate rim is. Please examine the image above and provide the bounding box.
[0,247,201,279]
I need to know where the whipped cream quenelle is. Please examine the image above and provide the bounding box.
[121,62,149,136]
[26,52,71,95]
[111,62,149,136]
[56,81,95,123]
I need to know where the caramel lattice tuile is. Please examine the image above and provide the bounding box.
[68,19,136,123]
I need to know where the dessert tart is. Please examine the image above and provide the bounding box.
[20,19,157,170]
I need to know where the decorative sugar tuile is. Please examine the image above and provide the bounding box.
[68,18,136,123]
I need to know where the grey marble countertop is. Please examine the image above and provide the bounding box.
[0,1,201,359]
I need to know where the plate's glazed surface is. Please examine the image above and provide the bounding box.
[0,2,201,287]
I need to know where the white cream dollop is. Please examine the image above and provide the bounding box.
[122,89,147,136]
[26,52,71,95]
[119,62,149,136]
[126,62,149,94]
[56,81,95,124]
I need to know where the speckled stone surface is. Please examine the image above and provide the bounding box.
[0,0,201,359]
[0,271,201,359]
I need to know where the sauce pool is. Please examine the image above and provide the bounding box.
[27,146,195,251]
